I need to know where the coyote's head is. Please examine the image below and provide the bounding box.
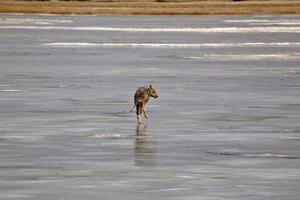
[148,85,158,98]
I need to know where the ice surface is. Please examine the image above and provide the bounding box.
[0,13,299,200]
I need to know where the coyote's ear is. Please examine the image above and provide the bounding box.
[149,84,153,89]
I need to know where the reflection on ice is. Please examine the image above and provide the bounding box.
[135,124,156,167]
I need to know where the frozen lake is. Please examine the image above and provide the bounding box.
[0,13,300,199]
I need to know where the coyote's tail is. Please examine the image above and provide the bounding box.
[130,104,136,113]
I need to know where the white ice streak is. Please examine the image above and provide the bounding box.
[0,89,25,92]
[92,133,122,138]
[243,153,292,158]
[142,188,189,192]
[2,25,300,33]
[0,85,26,92]
[251,22,300,26]
[225,19,273,23]
[225,19,300,26]
[186,53,300,60]
[43,42,300,48]
[0,19,72,25]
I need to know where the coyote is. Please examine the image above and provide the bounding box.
[132,85,158,124]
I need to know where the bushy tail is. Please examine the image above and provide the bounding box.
[130,104,136,113]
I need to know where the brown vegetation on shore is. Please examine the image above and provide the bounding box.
[0,0,300,15]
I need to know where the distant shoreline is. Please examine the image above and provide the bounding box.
[1,0,300,15]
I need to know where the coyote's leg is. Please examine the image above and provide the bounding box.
[137,115,143,124]
[136,102,143,124]
[142,104,148,118]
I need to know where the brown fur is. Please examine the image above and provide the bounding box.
[133,85,158,124]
